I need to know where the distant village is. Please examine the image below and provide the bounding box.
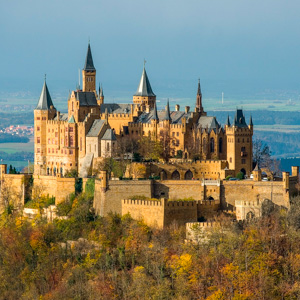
[0,125,33,137]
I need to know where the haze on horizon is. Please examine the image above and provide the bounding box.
[1,0,300,104]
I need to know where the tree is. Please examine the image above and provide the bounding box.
[253,139,280,175]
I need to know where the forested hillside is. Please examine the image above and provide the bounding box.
[2,190,300,299]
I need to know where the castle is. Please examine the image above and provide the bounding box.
[34,43,253,179]
[0,43,298,230]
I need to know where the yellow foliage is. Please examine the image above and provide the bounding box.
[170,253,192,277]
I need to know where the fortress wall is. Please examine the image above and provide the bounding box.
[164,200,198,227]
[94,179,153,216]
[33,175,57,198]
[0,174,31,211]
[122,199,164,228]
[153,180,203,200]
[197,200,220,220]
[56,177,76,204]
[222,180,289,209]
[33,175,75,204]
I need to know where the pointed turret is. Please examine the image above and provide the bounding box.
[35,79,54,110]
[195,78,204,114]
[151,101,159,121]
[249,115,253,127]
[82,43,96,92]
[226,115,231,127]
[133,61,156,109]
[83,42,95,71]
[162,99,171,121]
[99,84,103,97]
[134,64,156,97]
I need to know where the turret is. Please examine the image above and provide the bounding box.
[133,61,156,110]
[82,42,96,92]
[34,78,56,175]
[98,83,104,105]
[195,78,204,114]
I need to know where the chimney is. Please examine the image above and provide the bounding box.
[175,104,180,111]
[185,106,190,113]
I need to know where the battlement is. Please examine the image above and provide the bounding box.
[186,221,216,229]
[123,199,163,206]
[235,199,260,207]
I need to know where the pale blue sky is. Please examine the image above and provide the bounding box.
[0,0,300,102]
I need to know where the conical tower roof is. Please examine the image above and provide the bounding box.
[226,115,231,126]
[99,84,104,97]
[197,78,202,95]
[83,43,95,71]
[134,64,155,97]
[35,79,54,110]
[249,115,253,126]
[151,101,159,120]
[162,99,171,121]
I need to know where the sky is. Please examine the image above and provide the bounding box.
[1,0,300,105]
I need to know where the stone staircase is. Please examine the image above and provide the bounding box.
[79,153,94,178]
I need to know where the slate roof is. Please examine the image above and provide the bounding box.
[102,128,117,141]
[234,109,248,128]
[100,103,132,114]
[54,113,68,121]
[68,115,75,123]
[162,100,171,121]
[35,81,54,110]
[135,109,193,124]
[197,116,220,132]
[75,91,98,106]
[86,119,106,137]
[83,43,95,71]
[134,66,156,97]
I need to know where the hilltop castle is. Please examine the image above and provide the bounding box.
[34,43,253,179]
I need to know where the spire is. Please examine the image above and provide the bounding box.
[35,78,54,110]
[196,78,203,112]
[162,99,171,121]
[99,83,103,97]
[134,63,156,97]
[249,114,253,126]
[83,42,95,71]
[197,78,201,95]
[152,101,159,121]
[98,83,101,96]
[226,115,231,126]
[253,163,260,171]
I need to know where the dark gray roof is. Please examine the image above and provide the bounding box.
[54,113,68,121]
[100,103,132,114]
[234,109,248,128]
[135,109,193,124]
[152,102,158,120]
[249,115,253,126]
[134,66,156,97]
[197,78,201,95]
[83,43,95,71]
[197,116,220,132]
[162,100,171,121]
[75,91,98,106]
[35,81,54,110]
[226,115,231,126]
[102,128,117,141]
[87,119,105,137]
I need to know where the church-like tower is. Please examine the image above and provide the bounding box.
[82,43,96,92]
[133,62,156,110]
[34,79,56,175]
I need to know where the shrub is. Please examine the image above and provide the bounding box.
[236,172,245,180]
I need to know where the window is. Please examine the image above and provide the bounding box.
[37,148,40,153]
[69,136,74,147]
[80,137,82,151]
[242,159,246,164]
[52,148,54,153]
[210,138,215,153]
[36,117,40,120]
[241,146,246,152]
[37,137,40,143]
[37,126,40,131]
[55,132,58,137]
[69,127,74,133]
[42,117,46,120]
[48,139,51,144]
[177,132,179,137]
[219,138,223,153]
[69,150,73,154]
[172,132,175,137]
[107,142,110,151]
[230,157,232,163]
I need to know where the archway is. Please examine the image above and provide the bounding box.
[246,211,255,220]
[184,170,193,180]
[160,170,167,180]
[171,170,180,180]
[208,196,214,201]
[240,168,246,175]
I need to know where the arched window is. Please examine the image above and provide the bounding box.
[171,170,180,180]
[210,138,215,153]
[107,142,110,151]
[219,138,223,153]
[184,170,193,180]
